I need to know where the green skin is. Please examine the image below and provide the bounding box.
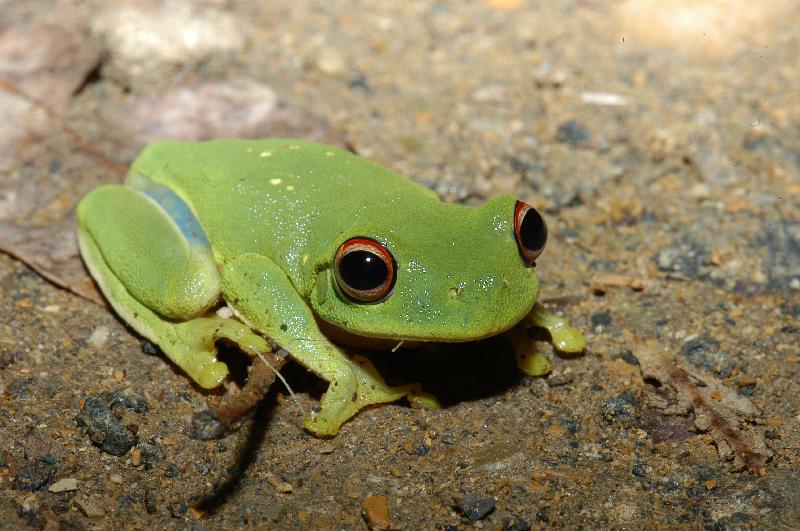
[76,139,585,436]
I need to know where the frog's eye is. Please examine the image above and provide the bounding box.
[335,237,396,303]
[514,200,547,266]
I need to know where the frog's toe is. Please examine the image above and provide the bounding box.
[550,325,586,354]
[304,411,342,437]
[526,303,586,354]
[406,388,442,410]
[196,361,229,389]
[516,350,552,376]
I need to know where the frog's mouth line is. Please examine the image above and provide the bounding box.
[313,315,520,350]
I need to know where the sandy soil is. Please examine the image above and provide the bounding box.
[1,0,799,529]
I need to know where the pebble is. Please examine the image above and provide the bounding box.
[91,0,245,82]
[0,23,100,104]
[545,367,574,387]
[75,497,105,518]
[145,489,159,514]
[591,311,613,328]
[361,495,391,530]
[49,477,78,493]
[265,474,293,494]
[455,494,496,521]
[12,461,53,491]
[109,474,123,484]
[87,326,110,349]
[680,335,732,378]
[580,91,630,106]
[75,393,143,456]
[555,120,591,146]
[318,442,336,454]
[315,47,347,75]
[602,391,638,421]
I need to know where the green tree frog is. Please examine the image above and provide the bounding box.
[76,139,585,436]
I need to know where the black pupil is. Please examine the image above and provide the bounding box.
[519,209,547,251]
[339,250,388,291]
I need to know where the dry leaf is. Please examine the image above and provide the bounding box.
[631,335,770,473]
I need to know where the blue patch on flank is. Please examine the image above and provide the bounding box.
[128,173,210,247]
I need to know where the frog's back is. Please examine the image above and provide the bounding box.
[129,139,442,283]
[132,138,433,200]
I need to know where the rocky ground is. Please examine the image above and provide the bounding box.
[1,0,799,529]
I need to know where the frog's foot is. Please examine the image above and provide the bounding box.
[507,324,552,376]
[304,355,440,437]
[526,302,586,354]
[171,314,273,389]
[506,302,586,377]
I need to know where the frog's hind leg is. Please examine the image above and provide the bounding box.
[76,184,270,389]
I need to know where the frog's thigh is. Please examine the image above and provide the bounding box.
[76,185,220,319]
[221,253,414,436]
[76,185,235,388]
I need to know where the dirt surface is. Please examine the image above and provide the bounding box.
[1,1,799,529]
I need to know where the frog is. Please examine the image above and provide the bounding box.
[75,138,585,436]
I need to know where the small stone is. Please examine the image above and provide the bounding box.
[318,442,336,454]
[316,47,346,75]
[75,497,105,518]
[455,494,496,521]
[704,479,718,490]
[362,495,391,531]
[88,326,110,349]
[49,477,78,493]
[24,431,54,461]
[266,474,293,493]
[109,474,123,484]
[76,393,142,456]
[12,461,54,491]
[555,120,591,146]
[500,514,532,531]
[471,84,507,103]
[145,489,159,514]
[545,367,574,387]
[602,391,638,421]
[91,0,245,85]
[591,311,613,328]
[190,410,225,440]
[131,448,142,467]
[680,335,732,378]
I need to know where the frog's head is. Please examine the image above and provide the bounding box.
[308,195,547,342]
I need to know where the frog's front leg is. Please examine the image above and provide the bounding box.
[221,253,428,436]
[510,302,586,376]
